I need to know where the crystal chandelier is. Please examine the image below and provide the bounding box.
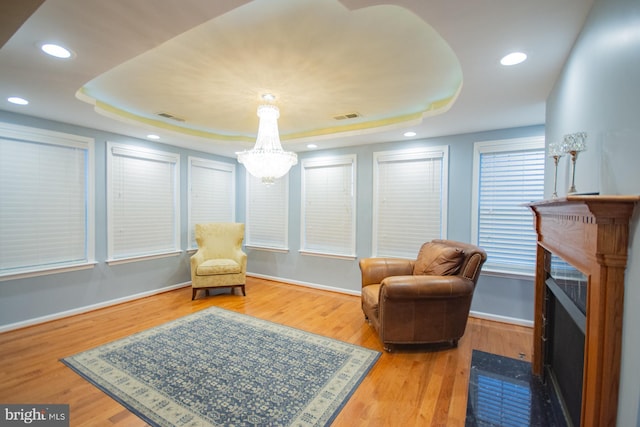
[237,104,298,185]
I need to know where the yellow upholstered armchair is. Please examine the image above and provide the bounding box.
[190,223,247,300]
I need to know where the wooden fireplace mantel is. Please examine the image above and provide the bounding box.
[527,195,639,427]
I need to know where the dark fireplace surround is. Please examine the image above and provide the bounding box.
[527,196,638,427]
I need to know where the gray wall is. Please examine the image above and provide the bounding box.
[0,107,543,330]
[545,0,640,424]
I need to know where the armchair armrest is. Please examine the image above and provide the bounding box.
[234,250,248,273]
[359,258,414,287]
[380,275,474,300]
[190,250,206,270]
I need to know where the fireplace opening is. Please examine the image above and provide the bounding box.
[544,253,587,427]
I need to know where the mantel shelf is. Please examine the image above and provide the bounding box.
[530,194,640,205]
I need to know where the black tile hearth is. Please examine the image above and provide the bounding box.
[466,350,567,427]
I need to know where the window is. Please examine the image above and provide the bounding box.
[301,155,356,258]
[372,146,448,258]
[471,136,545,276]
[107,142,180,263]
[245,173,289,251]
[0,123,95,279]
[188,157,235,249]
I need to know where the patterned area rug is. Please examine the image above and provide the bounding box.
[62,307,380,427]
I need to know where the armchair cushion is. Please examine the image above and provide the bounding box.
[413,241,465,276]
[381,275,474,299]
[196,259,242,276]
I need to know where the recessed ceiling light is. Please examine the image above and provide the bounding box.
[41,43,73,59]
[147,134,160,140]
[8,97,29,105]
[404,131,417,137]
[307,144,318,149]
[500,52,527,66]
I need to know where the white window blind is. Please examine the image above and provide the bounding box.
[107,143,180,262]
[301,155,356,258]
[188,157,235,249]
[0,123,94,278]
[472,137,545,276]
[246,173,289,250]
[373,147,448,258]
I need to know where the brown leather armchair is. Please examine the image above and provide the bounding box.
[359,239,487,351]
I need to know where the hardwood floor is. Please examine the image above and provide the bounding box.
[0,277,532,426]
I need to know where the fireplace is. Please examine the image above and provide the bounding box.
[527,196,638,427]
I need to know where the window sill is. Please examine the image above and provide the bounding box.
[0,261,98,282]
[245,245,289,253]
[107,251,182,266]
[481,268,535,281]
[299,250,356,260]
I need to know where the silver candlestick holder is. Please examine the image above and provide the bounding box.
[547,142,565,198]
[561,132,587,194]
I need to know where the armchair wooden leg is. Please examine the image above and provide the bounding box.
[191,288,197,300]
[241,285,246,296]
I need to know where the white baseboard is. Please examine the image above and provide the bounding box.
[247,272,361,296]
[249,273,534,328]
[0,277,533,333]
[469,310,533,328]
[0,282,191,333]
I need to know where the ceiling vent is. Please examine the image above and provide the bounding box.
[333,112,360,120]
[156,112,185,122]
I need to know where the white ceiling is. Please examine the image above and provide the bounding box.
[0,0,594,157]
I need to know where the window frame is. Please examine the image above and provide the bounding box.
[187,156,236,250]
[245,171,290,252]
[471,136,545,278]
[0,122,95,280]
[300,154,357,259]
[106,142,181,264]
[372,146,449,258]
